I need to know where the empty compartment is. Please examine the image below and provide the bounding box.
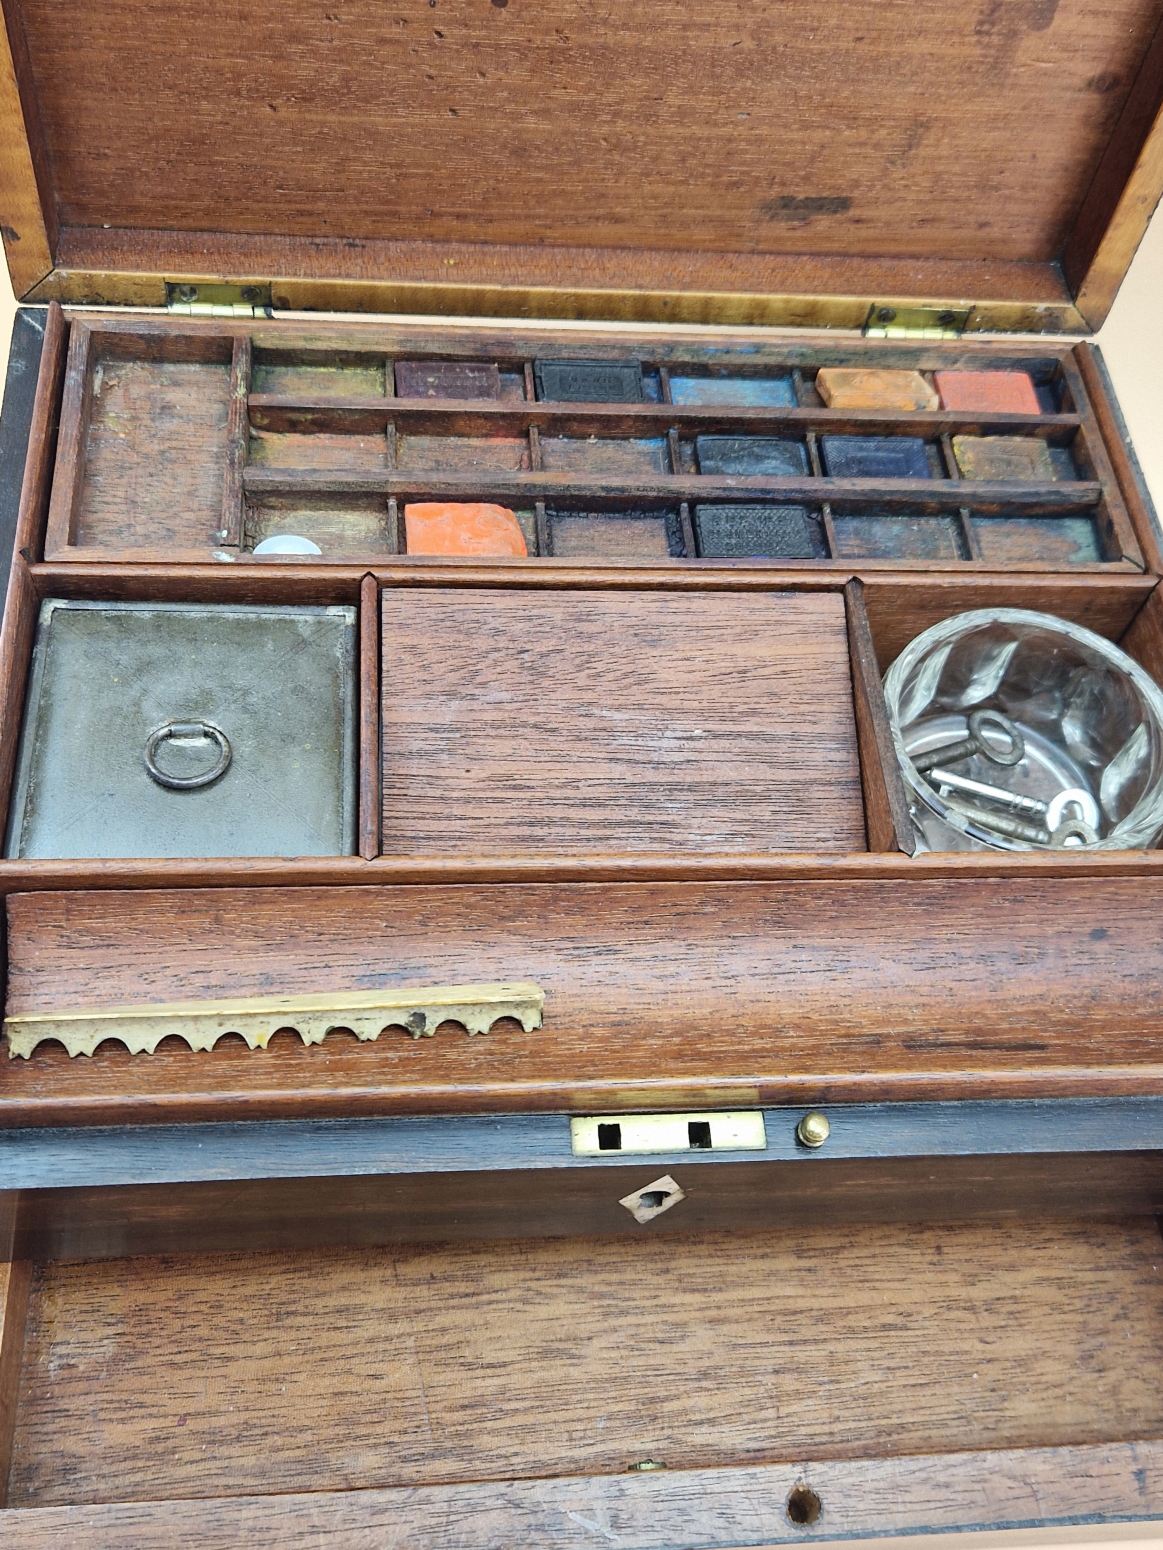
[545,509,683,557]
[380,588,865,855]
[535,360,644,402]
[694,503,824,559]
[252,356,387,397]
[668,373,797,407]
[248,428,389,469]
[540,437,668,474]
[397,435,530,472]
[821,436,935,479]
[832,510,968,561]
[73,356,232,549]
[246,496,396,558]
[971,514,1105,564]
[695,437,809,476]
[6,1218,1163,1510]
[6,601,357,860]
[395,361,503,399]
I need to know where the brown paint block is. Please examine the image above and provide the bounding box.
[952,435,1055,481]
[935,371,1041,414]
[815,368,938,411]
[394,362,503,400]
[403,503,527,557]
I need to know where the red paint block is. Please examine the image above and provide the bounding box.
[935,371,1041,414]
[404,502,527,557]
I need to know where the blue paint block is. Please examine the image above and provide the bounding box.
[820,436,934,479]
[669,376,797,407]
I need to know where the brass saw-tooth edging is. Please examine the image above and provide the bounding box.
[2,981,545,1059]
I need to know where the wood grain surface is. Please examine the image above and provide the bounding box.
[380,589,865,856]
[7,1219,1163,1506]
[8,877,1163,1123]
[0,1257,31,1507]
[8,0,1161,273]
[5,1439,1163,1548]
[0,1,54,296]
[71,358,231,550]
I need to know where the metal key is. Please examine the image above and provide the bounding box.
[912,709,1025,773]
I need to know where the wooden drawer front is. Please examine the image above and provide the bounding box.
[1,1220,1163,1543]
[5,879,1163,1128]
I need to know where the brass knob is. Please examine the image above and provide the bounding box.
[796,1111,830,1149]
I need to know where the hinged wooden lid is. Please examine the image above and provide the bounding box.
[1,0,1162,332]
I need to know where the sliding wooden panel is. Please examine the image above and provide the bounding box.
[380,588,866,857]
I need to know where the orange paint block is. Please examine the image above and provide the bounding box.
[815,368,938,412]
[935,370,1041,414]
[404,502,527,557]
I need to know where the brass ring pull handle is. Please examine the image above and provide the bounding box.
[144,720,232,791]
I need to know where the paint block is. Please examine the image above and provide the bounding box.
[669,376,797,407]
[404,503,527,557]
[534,360,644,402]
[952,436,1055,481]
[394,361,502,399]
[935,371,1041,414]
[694,504,819,559]
[816,368,938,411]
[820,436,933,479]
[695,437,809,476]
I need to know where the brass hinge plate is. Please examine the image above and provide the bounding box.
[571,1110,767,1157]
[165,280,274,318]
[864,303,970,339]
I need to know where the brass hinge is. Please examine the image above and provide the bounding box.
[165,281,274,318]
[864,304,969,339]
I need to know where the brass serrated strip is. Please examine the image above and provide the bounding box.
[3,981,545,1059]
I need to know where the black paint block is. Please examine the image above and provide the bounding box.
[820,436,933,479]
[695,437,810,476]
[394,361,502,399]
[534,360,644,402]
[694,504,820,559]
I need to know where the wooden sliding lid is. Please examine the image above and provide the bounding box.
[1,0,1162,331]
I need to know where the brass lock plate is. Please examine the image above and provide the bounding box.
[570,1111,767,1157]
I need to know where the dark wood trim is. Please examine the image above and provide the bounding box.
[0,309,46,605]
[1064,8,1163,328]
[0,1099,1160,1259]
[0,1257,31,1507]
[243,467,1106,514]
[358,573,381,860]
[843,579,913,854]
[41,320,91,560]
[3,1438,1163,1547]
[219,336,251,550]
[12,301,61,562]
[1075,342,1163,575]
[8,843,1163,898]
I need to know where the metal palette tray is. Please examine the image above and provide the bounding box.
[5,600,357,859]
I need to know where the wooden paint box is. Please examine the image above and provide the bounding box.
[1,0,1163,1541]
